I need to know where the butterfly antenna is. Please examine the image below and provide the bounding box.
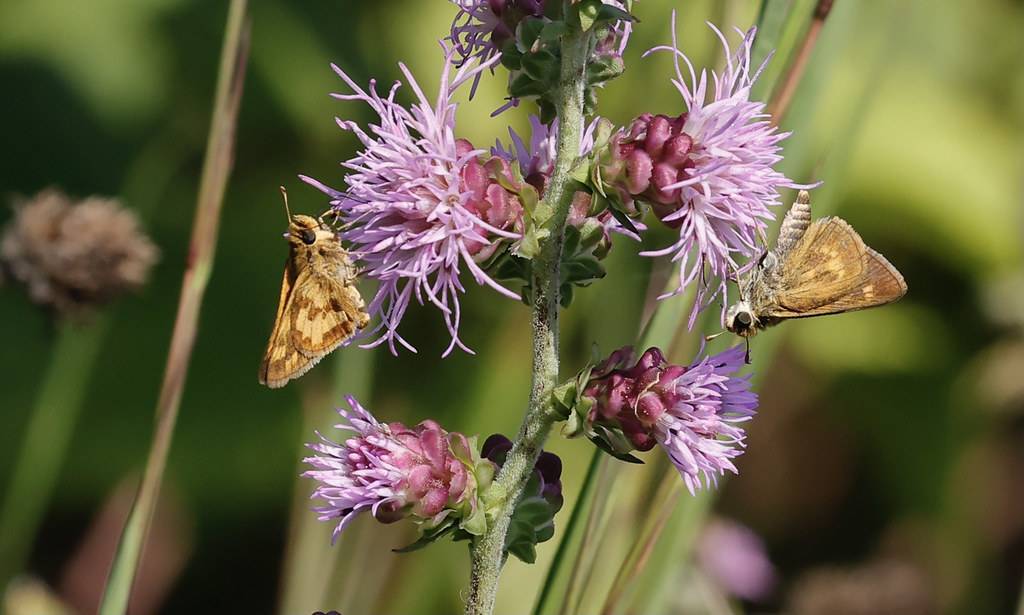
[728,262,747,302]
[279,186,292,222]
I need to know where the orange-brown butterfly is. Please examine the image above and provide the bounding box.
[725,190,907,339]
[258,188,369,388]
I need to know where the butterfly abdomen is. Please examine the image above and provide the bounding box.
[775,190,812,257]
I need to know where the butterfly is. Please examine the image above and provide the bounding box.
[724,190,907,340]
[258,188,369,388]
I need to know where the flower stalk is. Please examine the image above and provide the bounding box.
[465,24,594,615]
[97,2,250,613]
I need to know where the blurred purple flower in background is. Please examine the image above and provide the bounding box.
[582,345,757,493]
[697,517,777,602]
[598,14,809,324]
[304,396,492,541]
[302,55,525,355]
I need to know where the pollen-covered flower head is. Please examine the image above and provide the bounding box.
[0,189,159,318]
[598,13,812,325]
[582,344,757,494]
[304,396,494,541]
[302,54,525,356]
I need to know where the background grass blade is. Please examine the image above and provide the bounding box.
[96,2,251,613]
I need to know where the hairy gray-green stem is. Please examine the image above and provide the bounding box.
[464,26,594,615]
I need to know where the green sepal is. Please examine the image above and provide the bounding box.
[576,0,603,31]
[587,56,625,85]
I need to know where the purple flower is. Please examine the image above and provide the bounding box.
[697,517,777,602]
[582,345,757,494]
[302,55,524,355]
[303,396,494,541]
[600,14,812,325]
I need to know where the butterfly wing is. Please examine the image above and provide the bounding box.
[288,265,367,360]
[259,261,312,388]
[768,217,907,319]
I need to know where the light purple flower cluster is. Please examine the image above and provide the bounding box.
[598,14,810,324]
[304,396,493,541]
[581,345,757,494]
[302,55,525,355]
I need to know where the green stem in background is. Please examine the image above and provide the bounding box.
[97,2,250,613]
[277,349,376,615]
[767,0,836,124]
[0,318,110,588]
[531,449,602,615]
[464,25,593,615]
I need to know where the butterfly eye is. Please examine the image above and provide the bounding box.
[299,228,317,245]
[736,312,753,327]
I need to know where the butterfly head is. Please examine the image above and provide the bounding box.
[287,214,333,246]
[725,300,759,337]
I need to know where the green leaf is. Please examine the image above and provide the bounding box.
[500,40,523,70]
[516,16,546,51]
[516,497,554,527]
[563,225,581,256]
[535,522,555,543]
[538,99,557,125]
[522,50,559,82]
[538,21,569,43]
[594,3,636,24]
[559,283,575,308]
[508,541,538,564]
[564,258,605,284]
[509,72,548,98]
[586,56,625,85]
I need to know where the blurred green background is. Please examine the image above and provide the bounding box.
[1,0,1023,613]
